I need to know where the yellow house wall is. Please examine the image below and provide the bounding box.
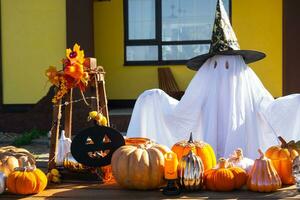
[1,0,66,104]
[94,0,282,99]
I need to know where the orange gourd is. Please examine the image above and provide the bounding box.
[247,149,282,192]
[6,165,47,195]
[172,133,216,171]
[265,136,298,185]
[204,158,247,191]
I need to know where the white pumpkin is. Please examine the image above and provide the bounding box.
[228,148,254,174]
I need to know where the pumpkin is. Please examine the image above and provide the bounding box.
[125,137,151,146]
[172,133,216,171]
[6,165,47,195]
[265,136,299,185]
[0,146,36,176]
[228,148,254,174]
[71,125,125,167]
[111,141,170,190]
[179,150,204,191]
[204,158,247,191]
[0,156,19,176]
[247,149,281,192]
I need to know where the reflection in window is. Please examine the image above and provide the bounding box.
[124,0,230,65]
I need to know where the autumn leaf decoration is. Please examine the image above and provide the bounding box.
[45,43,90,104]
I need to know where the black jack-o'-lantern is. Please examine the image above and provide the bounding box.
[71,125,125,167]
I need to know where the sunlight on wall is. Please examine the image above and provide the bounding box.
[1,0,66,104]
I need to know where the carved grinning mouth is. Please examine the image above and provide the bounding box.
[88,150,110,158]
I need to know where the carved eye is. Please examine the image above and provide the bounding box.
[214,61,217,69]
[103,134,111,143]
[225,61,229,69]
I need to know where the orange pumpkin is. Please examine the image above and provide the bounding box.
[265,136,298,185]
[204,158,247,191]
[6,165,47,194]
[247,149,281,192]
[172,133,216,171]
[125,137,151,146]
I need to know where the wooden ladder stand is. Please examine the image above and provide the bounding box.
[48,58,109,170]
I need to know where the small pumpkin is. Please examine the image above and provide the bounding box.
[265,136,299,185]
[0,156,19,176]
[228,148,254,174]
[204,158,247,191]
[247,149,281,192]
[111,140,170,190]
[172,133,216,171]
[179,150,204,191]
[6,164,47,195]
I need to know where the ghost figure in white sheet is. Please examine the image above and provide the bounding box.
[127,0,300,159]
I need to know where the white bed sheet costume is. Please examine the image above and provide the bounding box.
[127,0,300,159]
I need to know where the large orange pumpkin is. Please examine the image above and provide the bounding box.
[172,133,216,171]
[265,136,298,185]
[204,158,247,191]
[111,141,170,190]
[6,165,47,194]
[247,149,281,192]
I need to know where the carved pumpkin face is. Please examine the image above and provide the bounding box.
[71,126,125,167]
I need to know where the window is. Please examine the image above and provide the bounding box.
[124,0,231,65]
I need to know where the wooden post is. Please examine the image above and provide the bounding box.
[64,88,73,138]
[49,99,62,170]
[98,73,110,126]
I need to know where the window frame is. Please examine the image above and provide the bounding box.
[123,0,232,66]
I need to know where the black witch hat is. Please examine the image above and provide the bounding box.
[186,0,265,70]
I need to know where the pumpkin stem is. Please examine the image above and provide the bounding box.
[235,148,243,160]
[258,149,264,159]
[218,157,227,168]
[278,136,287,148]
[188,132,194,143]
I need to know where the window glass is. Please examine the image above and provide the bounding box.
[128,0,156,40]
[162,44,210,60]
[126,46,158,61]
[162,0,219,41]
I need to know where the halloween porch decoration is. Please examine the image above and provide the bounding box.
[265,136,298,185]
[204,158,246,191]
[111,141,170,190]
[125,137,151,146]
[0,146,36,176]
[228,148,254,174]
[63,152,87,172]
[186,0,265,70]
[71,125,125,167]
[6,157,47,195]
[56,130,72,166]
[47,44,112,183]
[171,133,216,171]
[47,169,61,184]
[178,150,204,191]
[162,152,181,196]
[0,172,5,194]
[127,0,300,160]
[293,156,300,191]
[247,149,281,192]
